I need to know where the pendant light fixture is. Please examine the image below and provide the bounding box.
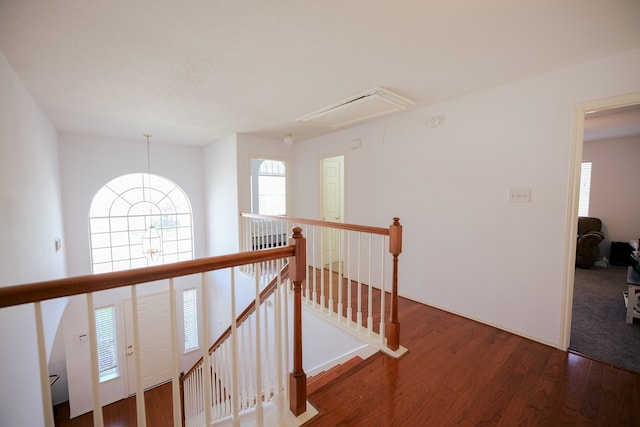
[141,134,162,260]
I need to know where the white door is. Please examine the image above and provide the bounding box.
[321,155,344,268]
[124,291,172,395]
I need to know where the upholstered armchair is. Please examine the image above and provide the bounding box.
[576,217,605,268]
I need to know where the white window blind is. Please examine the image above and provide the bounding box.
[95,305,118,382]
[183,288,199,353]
[578,161,592,217]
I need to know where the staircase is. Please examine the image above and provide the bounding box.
[307,356,364,394]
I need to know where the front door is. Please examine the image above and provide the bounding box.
[124,291,172,395]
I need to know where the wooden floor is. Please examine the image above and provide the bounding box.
[305,296,640,426]
[54,381,174,427]
[54,296,640,426]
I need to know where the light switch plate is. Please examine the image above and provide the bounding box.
[508,188,531,203]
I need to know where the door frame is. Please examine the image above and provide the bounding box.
[560,91,640,350]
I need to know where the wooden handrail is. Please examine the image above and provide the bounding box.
[241,213,390,236]
[0,246,295,309]
[181,263,289,380]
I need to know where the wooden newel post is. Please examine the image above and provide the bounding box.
[386,217,402,351]
[288,227,307,416]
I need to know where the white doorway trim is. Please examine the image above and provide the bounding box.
[560,91,640,350]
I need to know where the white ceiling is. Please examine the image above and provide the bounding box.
[1,1,639,146]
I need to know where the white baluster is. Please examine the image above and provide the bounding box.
[379,237,386,343]
[357,232,363,331]
[246,312,255,409]
[86,294,104,427]
[347,231,352,326]
[337,229,343,320]
[312,226,317,307]
[168,279,182,426]
[263,292,271,402]
[274,262,284,425]
[255,265,264,426]
[34,302,55,427]
[200,273,213,424]
[320,226,325,312]
[368,235,373,335]
[328,227,334,316]
[283,278,290,403]
[230,268,240,425]
[130,286,147,426]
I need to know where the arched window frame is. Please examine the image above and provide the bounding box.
[89,173,194,273]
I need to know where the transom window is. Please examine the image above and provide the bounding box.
[89,173,194,273]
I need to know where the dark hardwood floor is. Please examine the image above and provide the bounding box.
[55,294,640,426]
[304,296,640,426]
[54,381,174,427]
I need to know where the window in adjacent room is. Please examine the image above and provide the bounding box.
[96,305,118,382]
[183,288,199,353]
[89,173,194,273]
[578,161,592,217]
[251,159,287,216]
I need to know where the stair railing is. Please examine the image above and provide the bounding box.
[180,263,290,426]
[241,214,405,356]
[0,228,307,427]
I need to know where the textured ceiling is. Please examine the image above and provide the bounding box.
[1,0,639,146]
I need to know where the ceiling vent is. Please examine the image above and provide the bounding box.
[296,87,415,129]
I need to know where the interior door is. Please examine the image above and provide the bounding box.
[124,291,172,395]
[321,155,344,269]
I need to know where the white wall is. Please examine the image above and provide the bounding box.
[203,133,291,337]
[59,133,206,276]
[236,133,293,215]
[57,133,206,416]
[583,135,640,257]
[291,49,640,348]
[0,50,67,427]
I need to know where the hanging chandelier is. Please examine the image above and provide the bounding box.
[141,134,162,260]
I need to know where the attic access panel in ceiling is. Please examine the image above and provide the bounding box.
[296,87,415,129]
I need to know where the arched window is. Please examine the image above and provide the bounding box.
[253,159,286,216]
[89,173,194,273]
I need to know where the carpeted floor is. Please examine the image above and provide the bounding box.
[570,264,640,373]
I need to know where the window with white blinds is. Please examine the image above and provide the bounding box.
[183,288,199,353]
[95,305,118,382]
[578,161,592,217]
